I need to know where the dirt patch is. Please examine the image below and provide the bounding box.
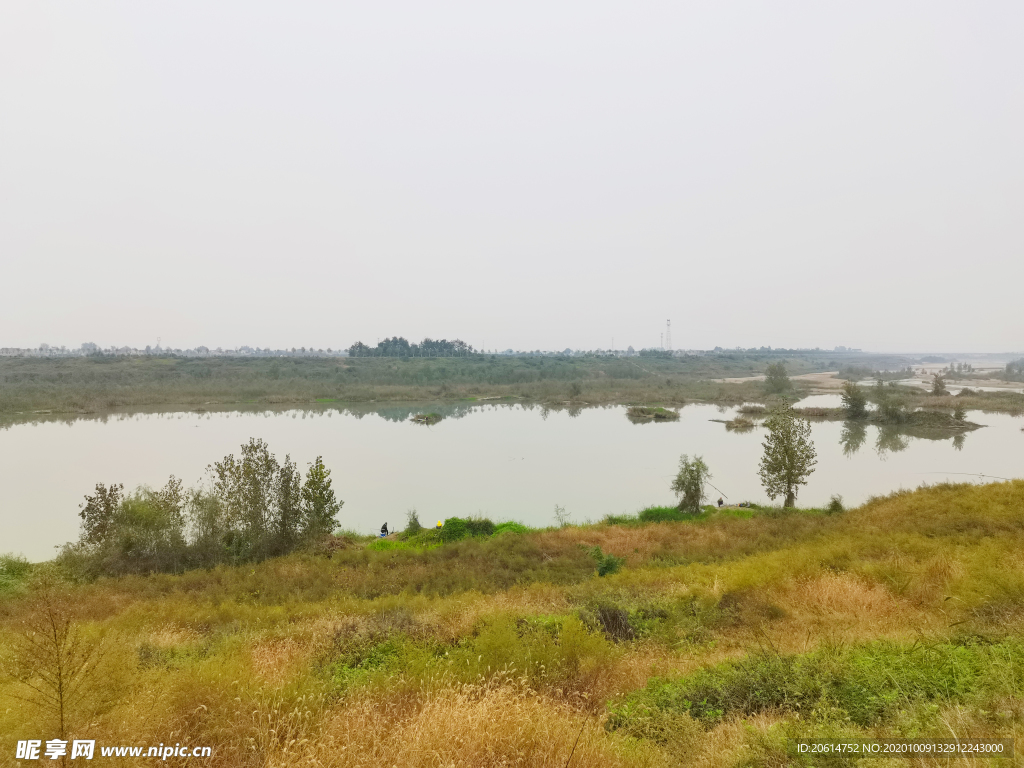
[715,371,845,392]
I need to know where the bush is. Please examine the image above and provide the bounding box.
[440,517,470,543]
[638,506,692,523]
[0,553,32,593]
[440,517,495,542]
[466,518,496,537]
[826,495,844,514]
[404,509,422,535]
[589,546,625,577]
[840,381,868,418]
[493,521,531,536]
[877,395,909,424]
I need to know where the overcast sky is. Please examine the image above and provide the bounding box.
[1,2,1021,353]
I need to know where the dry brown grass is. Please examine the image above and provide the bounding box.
[3,482,1024,767]
[305,685,666,768]
[769,572,937,648]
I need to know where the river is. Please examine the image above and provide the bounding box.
[2,400,1021,561]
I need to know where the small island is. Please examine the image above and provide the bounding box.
[627,406,680,422]
[411,413,443,425]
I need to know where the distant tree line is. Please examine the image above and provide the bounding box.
[1003,359,1024,381]
[348,336,476,357]
[59,439,342,577]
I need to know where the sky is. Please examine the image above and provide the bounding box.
[1,2,1021,354]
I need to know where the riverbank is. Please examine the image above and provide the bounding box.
[2,481,1022,766]
[4,354,1022,420]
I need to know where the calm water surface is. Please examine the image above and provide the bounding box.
[2,402,1021,561]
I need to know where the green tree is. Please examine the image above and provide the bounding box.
[274,455,303,554]
[931,374,949,396]
[300,456,342,541]
[840,381,868,419]
[78,483,124,546]
[764,362,791,394]
[953,402,967,422]
[671,454,711,513]
[758,401,817,507]
[210,438,280,559]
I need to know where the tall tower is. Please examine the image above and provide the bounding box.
[665,320,672,351]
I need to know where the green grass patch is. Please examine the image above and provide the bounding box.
[0,553,32,595]
[604,504,769,526]
[609,637,1024,731]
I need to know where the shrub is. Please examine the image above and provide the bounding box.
[589,546,625,577]
[876,394,909,424]
[440,517,470,543]
[404,508,423,535]
[439,517,495,542]
[0,553,32,594]
[840,381,868,418]
[466,518,496,537]
[493,521,530,536]
[638,506,692,523]
[826,495,844,514]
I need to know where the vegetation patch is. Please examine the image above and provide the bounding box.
[492,521,532,536]
[608,638,1024,730]
[0,554,32,595]
[411,412,442,425]
[724,415,755,431]
[627,406,680,422]
[439,516,497,543]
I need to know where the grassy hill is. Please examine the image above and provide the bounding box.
[2,481,1023,766]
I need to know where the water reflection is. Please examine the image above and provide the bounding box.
[875,425,911,456]
[840,421,868,456]
[837,419,974,458]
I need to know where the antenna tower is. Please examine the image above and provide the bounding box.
[665,320,672,351]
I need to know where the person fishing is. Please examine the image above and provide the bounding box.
[717,498,724,508]
[380,522,388,537]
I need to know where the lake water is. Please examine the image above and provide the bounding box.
[2,402,1021,561]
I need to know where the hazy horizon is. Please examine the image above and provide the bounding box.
[2,2,1022,353]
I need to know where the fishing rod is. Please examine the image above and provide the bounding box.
[916,472,1012,481]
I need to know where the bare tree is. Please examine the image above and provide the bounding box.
[2,585,105,747]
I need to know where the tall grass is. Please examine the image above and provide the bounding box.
[2,481,1023,766]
